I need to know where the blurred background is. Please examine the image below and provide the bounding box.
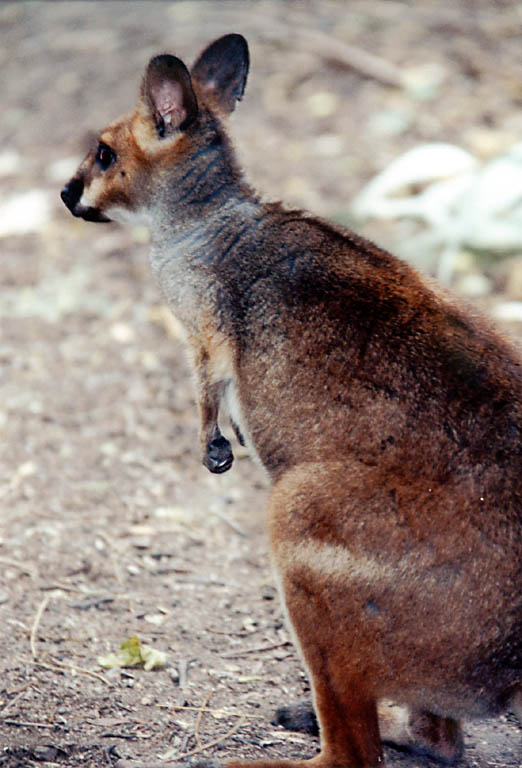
[1,3,521,766]
[4,1,522,303]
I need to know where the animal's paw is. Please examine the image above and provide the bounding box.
[204,435,234,473]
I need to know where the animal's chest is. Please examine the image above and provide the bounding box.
[148,238,217,334]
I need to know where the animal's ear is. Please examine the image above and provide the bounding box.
[191,34,249,115]
[141,54,198,137]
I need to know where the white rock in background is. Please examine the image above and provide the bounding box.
[352,141,522,282]
[352,143,477,223]
[492,302,522,323]
[0,151,23,177]
[454,144,522,251]
[0,189,51,237]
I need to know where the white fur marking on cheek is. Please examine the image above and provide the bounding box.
[79,176,104,208]
[105,206,151,227]
[79,189,94,208]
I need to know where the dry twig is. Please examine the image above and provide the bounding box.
[26,657,110,686]
[40,582,90,593]
[2,718,54,728]
[30,594,51,660]
[165,715,247,761]
[293,27,406,87]
[195,689,215,747]
[221,641,290,659]
[211,505,247,537]
[0,681,33,714]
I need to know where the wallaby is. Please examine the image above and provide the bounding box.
[61,34,521,768]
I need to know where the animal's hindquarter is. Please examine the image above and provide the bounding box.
[268,461,521,719]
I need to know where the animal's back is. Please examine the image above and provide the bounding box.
[221,208,522,482]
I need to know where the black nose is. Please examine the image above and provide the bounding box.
[60,178,83,211]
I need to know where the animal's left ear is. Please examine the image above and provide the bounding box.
[191,34,249,115]
[141,54,198,137]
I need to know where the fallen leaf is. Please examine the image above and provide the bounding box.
[98,634,168,671]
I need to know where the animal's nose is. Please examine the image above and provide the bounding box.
[60,178,83,211]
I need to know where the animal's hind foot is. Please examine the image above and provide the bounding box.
[405,709,463,764]
[273,700,464,765]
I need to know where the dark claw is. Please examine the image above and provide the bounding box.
[204,435,234,473]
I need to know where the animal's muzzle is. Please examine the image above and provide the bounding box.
[60,178,84,213]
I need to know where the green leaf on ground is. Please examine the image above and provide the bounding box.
[98,634,168,671]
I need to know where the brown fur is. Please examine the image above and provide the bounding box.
[61,35,522,767]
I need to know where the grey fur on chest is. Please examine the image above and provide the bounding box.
[149,224,212,325]
[148,199,260,327]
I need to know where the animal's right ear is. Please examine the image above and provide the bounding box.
[141,54,198,137]
[191,34,249,115]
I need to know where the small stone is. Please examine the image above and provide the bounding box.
[243,617,258,633]
[110,322,135,344]
[306,91,339,118]
[144,613,166,626]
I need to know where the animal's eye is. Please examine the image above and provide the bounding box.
[95,143,116,170]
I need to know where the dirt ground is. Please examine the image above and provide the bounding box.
[0,2,521,767]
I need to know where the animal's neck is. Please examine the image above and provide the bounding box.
[150,188,259,261]
[148,178,260,332]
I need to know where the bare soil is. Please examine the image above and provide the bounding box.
[0,2,520,767]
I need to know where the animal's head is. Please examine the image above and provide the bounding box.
[60,34,249,225]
